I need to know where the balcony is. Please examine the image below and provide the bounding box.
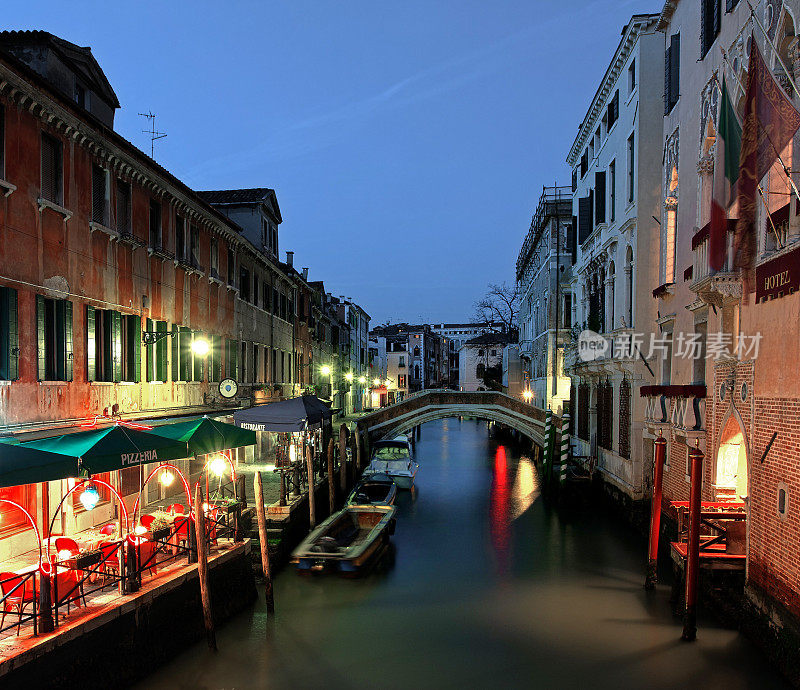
[690,220,741,307]
[640,384,706,439]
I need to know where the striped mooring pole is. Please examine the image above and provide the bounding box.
[559,413,570,485]
[543,409,552,478]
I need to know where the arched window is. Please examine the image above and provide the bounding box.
[608,261,616,332]
[414,365,420,379]
[413,346,420,357]
[625,246,634,327]
[476,363,485,378]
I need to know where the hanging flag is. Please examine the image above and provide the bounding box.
[734,37,800,297]
[710,76,742,272]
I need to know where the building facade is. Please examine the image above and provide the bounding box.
[458,333,512,392]
[516,186,573,412]
[564,13,663,501]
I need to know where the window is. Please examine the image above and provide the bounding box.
[692,322,707,384]
[0,484,37,534]
[627,134,635,204]
[171,326,193,382]
[190,225,200,267]
[239,266,251,302]
[399,355,405,367]
[281,351,285,382]
[413,346,420,357]
[41,132,63,204]
[252,342,259,383]
[264,347,271,384]
[414,365,420,379]
[595,171,606,224]
[227,247,235,286]
[149,200,162,249]
[175,215,185,261]
[37,295,72,381]
[628,59,636,93]
[664,33,681,114]
[478,349,484,357]
[701,0,721,58]
[564,294,572,328]
[580,150,588,178]
[664,203,677,282]
[74,82,86,108]
[272,348,278,383]
[145,319,168,382]
[490,349,497,357]
[210,239,219,278]
[91,165,108,225]
[263,283,271,313]
[87,308,139,382]
[609,160,616,222]
[607,90,619,129]
[661,329,673,385]
[193,332,205,382]
[253,274,259,308]
[225,339,238,380]
[210,335,222,382]
[777,485,788,518]
[0,286,19,380]
[273,288,281,315]
[0,105,5,178]
[116,180,131,233]
[398,375,406,388]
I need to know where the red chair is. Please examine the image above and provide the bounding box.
[98,541,121,584]
[100,524,115,535]
[0,572,36,636]
[53,538,87,610]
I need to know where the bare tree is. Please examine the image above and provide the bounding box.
[473,282,519,336]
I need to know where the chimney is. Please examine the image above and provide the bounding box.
[286,251,294,267]
[302,267,309,280]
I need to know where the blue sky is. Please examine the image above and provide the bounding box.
[6,0,645,325]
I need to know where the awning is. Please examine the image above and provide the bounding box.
[233,395,333,432]
[20,425,189,475]
[0,440,80,488]
[149,416,256,455]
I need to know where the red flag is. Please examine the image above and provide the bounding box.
[734,38,800,297]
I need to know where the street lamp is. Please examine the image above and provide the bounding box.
[358,376,366,384]
[320,365,331,376]
[522,389,533,402]
[373,377,381,386]
[191,338,210,356]
[345,372,354,382]
[142,328,210,355]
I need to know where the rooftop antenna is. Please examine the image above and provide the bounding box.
[138,111,167,158]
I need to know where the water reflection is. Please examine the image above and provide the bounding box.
[139,419,787,690]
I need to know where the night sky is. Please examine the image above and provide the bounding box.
[5,0,646,324]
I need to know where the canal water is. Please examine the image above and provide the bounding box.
[140,418,786,689]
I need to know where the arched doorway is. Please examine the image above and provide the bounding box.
[715,413,748,501]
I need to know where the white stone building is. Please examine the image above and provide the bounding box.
[564,13,663,501]
[458,333,511,392]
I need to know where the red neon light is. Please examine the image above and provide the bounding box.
[0,498,42,570]
[80,416,154,430]
[132,463,193,524]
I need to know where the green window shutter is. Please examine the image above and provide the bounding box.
[86,305,96,381]
[181,327,192,381]
[8,288,18,380]
[145,317,154,381]
[171,324,179,382]
[156,321,167,381]
[129,315,141,382]
[193,332,204,382]
[112,310,122,382]
[0,288,13,380]
[36,294,46,381]
[64,301,73,382]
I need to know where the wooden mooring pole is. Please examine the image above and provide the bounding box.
[306,444,317,530]
[254,471,275,614]
[645,431,666,590]
[339,424,348,493]
[354,427,362,472]
[327,438,336,514]
[682,441,704,641]
[194,484,217,651]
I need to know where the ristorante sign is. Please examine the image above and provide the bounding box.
[756,245,800,302]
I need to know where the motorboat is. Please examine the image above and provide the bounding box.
[291,505,396,575]
[363,437,419,490]
[346,472,397,507]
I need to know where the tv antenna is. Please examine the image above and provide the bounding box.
[138,111,167,158]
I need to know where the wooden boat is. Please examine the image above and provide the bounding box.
[292,505,396,575]
[346,472,397,507]
[364,437,419,490]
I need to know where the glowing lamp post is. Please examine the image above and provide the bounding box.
[79,483,101,511]
[522,389,533,403]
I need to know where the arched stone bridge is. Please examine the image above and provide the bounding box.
[356,390,550,449]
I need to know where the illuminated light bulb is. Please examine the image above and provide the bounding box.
[192,338,210,356]
[373,378,381,386]
[58,549,73,561]
[134,524,147,535]
[202,502,210,513]
[159,469,175,486]
[320,365,331,376]
[209,456,227,477]
[289,444,296,463]
[345,372,354,382]
[79,484,101,511]
[358,376,366,384]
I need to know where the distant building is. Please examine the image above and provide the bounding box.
[458,332,513,392]
[516,186,573,412]
[431,322,499,388]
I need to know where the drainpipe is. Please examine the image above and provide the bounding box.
[682,440,704,641]
[645,430,666,589]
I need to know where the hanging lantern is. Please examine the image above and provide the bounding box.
[159,469,175,487]
[209,455,227,477]
[79,483,101,511]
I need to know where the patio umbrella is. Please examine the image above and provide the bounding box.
[148,416,256,455]
[233,395,333,432]
[0,439,80,488]
[20,425,190,475]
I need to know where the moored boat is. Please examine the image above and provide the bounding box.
[364,437,419,490]
[291,505,396,575]
[346,472,397,507]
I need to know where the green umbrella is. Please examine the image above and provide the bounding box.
[21,425,190,475]
[0,439,80,488]
[149,416,256,455]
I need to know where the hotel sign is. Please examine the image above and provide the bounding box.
[756,245,800,302]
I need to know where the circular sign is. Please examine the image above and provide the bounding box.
[219,378,238,398]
